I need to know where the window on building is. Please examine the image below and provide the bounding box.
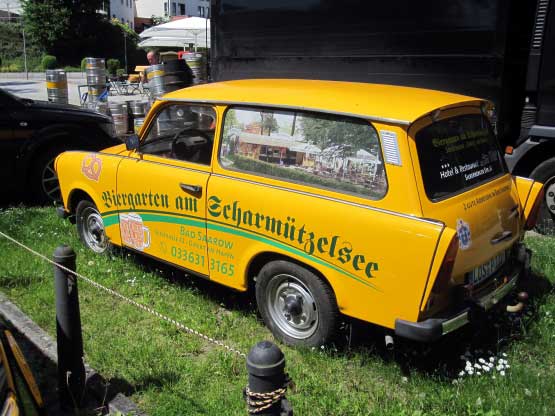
[164,2,168,15]
[121,0,123,4]
[179,4,185,15]
[171,2,177,16]
[198,6,204,16]
[112,14,116,18]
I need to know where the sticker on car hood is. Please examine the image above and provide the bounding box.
[81,153,102,182]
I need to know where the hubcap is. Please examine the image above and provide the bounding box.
[266,274,318,339]
[41,158,61,202]
[546,179,555,215]
[82,207,108,253]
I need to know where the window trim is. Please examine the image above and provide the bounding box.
[217,105,389,201]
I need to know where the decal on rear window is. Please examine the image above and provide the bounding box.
[415,114,506,201]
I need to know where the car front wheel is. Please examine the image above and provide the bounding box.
[76,200,109,253]
[255,260,339,347]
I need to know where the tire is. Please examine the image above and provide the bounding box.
[255,260,339,347]
[31,144,74,204]
[76,200,110,253]
[530,158,555,236]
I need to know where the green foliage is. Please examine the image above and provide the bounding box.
[107,58,121,75]
[151,15,171,26]
[22,0,71,52]
[0,21,42,71]
[81,57,87,71]
[41,54,57,69]
[300,113,379,153]
[21,0,144,69]
[0,209,555,415]
[227,155,379,197]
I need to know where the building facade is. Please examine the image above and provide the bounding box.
[109,0,136,28]
[135,0,209,19]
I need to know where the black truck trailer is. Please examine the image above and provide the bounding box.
[210,0,555,233]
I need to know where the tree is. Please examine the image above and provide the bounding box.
[299,114,378,154]
[260,112,279,135]
[22,0,71,52]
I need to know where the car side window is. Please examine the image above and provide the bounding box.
[220,107,387,199]
[141,104,216,165]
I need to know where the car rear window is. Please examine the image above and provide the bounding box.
[415,113,506,201]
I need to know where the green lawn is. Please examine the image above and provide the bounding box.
[0,206,554,415]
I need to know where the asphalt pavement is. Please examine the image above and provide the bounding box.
[0,72,145,106]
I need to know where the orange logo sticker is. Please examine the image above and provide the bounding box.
[81,154,102,181]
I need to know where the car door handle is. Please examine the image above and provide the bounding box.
[180,183,202,195]
[490,231,512,245]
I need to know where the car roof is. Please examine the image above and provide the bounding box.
[160,79,484,125]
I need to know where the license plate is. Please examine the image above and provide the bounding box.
[466,251,508,286]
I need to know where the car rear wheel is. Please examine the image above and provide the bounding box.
[76,200,109,253]
[530,158,555,236]
[255,260,339,347]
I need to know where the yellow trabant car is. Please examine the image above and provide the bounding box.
[55,80,544,347]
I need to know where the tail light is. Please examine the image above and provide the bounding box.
[432,234,459,294]
[525,187,545,230]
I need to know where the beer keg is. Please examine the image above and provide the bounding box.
[145,60,193,98]
[85,57,107,102]
[108,102,129,137]
[45,69,68,104]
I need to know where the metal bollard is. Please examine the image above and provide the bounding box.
[245,341,293,415]
[54,245,86,409]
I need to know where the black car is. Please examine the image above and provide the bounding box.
[0,87,120,203]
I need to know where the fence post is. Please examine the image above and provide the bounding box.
[54,245,86,409]
[245,341,293,415]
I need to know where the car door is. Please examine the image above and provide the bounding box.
[116,103,216,277]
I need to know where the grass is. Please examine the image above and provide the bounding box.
[0,206,554,415]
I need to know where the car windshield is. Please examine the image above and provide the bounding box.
[415,113,507,201]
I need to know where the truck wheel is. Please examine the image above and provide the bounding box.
[255,260,339,347]
[76,200,109,253]
[530,158,555,235]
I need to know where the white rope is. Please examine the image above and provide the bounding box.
[0,230,247,358]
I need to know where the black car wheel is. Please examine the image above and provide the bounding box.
[31,146,71,204]
[255,260,339,347]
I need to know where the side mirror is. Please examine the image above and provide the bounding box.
[125,134,140,151]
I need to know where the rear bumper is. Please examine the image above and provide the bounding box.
[395,256,527,343]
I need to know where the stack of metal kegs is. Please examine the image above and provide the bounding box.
[128,100,149,134]
[45,69,68,104]
[108,102,129,137]
[145,59,193,98]
[85,57,107,104]
[182,53,206,84]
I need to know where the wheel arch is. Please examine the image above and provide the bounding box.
[67,188,94,215]
[511,140,555,177]
[245,251,335,295]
